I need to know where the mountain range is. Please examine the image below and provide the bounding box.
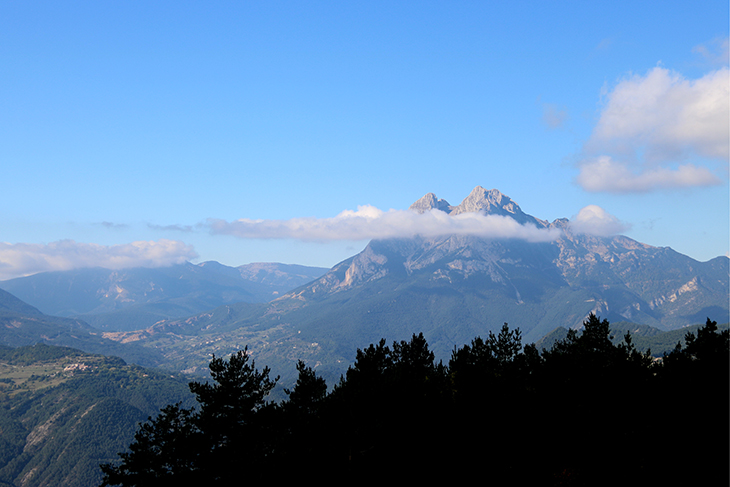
[90,186,729,380]
[0,262,328,332]
[0,186,727,383]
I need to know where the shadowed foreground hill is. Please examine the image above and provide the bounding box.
[102,315,729,487]
[0,344,193,487]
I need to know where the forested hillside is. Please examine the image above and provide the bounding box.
[101,316,729,486]
[0,345,194,487]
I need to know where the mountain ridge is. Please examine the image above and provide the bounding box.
[0,262,328,331]
[409,186,548,227]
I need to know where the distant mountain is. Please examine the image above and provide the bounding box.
[0,262,328,331]
[100,186,729,383]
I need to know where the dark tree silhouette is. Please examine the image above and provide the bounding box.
[284,360,327,412]
[100,348,278,486]
[656,318,729,485]
[99,404,199,487]
[101,316,729,487]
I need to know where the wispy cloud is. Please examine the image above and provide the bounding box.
[96,221,129,229]
[542,103,568,130]
[147,223,197,233]
[0,239,197,281]
[692,37,729,67]
[576,62,729,193]
[595,38,613,51]
[207,206,563,243]
[569,205,630,236]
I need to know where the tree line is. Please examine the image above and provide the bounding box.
[100,315,729,486]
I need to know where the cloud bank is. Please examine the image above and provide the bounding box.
[208,206,563,243]
[569,205,630,236]
[576,156,720,193]
[0,239,198,281]
[577,63,729,193]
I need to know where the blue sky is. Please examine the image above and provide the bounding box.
[1,1,728,280]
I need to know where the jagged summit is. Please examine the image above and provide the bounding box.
[410,186,545,226]
[409,193,452,213]
[451,186,516,216]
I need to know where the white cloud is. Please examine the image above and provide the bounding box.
[569,205,630,236]
[577,64,729,193]
[208,206,563,243]
[588,66,728,161]
[0,239,198,281]
[576,156,721,193]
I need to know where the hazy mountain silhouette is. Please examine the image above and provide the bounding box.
[0,262,328,331]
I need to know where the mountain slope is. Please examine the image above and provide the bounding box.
[0,344,193,487]
[0,288,43,316]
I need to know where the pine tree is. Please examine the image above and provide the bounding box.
[100,348,278,486]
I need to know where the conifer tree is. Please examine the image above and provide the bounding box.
[100,348,277,486]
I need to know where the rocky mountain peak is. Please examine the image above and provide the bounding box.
[409,192,452,214]
[451,186,515,215]
[410,186,522,216]
[409,186,543,226]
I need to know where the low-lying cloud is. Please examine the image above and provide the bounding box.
[0,239,198,281]
[207,206,563,243]
[569,205,630,236]
[577,62,729,193]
